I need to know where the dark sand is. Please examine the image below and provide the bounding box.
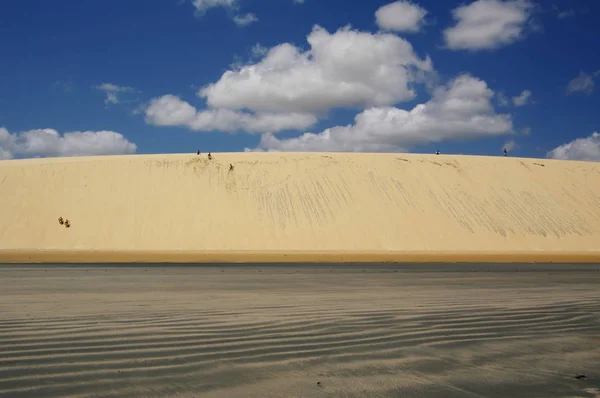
[1,263,599,398]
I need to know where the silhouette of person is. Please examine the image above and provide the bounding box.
[504,148,508,157]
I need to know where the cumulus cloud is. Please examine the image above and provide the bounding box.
[443,0,534,51]
[375,1,428,33]
[94,83,136,105]
[512,89,532,106]
[566,71,598,95]
[249,74,513,152]
[198,24,434,114]
[0,127,136,160]
[144,94,317,133]
[547,132,600,162]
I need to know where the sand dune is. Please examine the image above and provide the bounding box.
[1,152,600,262]
[1,264,599,397]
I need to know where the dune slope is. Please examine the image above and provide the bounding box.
[1,152,600,262]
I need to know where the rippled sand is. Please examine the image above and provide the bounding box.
[1,264,599,398]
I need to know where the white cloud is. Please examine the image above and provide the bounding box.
[192,0,236,15]
[94,83,136,105]
[249,74,513,152]
[496,91,509,107]
[0,148,12,160]
[375,1,428,33]
[0,127,136,159]
[566,71,596,95]
[251,43,268,58]
[443,0,534,51]
[512,89,532,106]
[232,12,258,27]
[190,0,257,26]
[293,0,305,4]
[547,132,600,162]
[144,94,317,133]
[0,128,15,160]
[199,25,434,114]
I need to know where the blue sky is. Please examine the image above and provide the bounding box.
[1,0,599,160]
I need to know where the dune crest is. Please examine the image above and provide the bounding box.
[1,152,600,263]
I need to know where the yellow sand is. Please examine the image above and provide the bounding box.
[1,152,599,263]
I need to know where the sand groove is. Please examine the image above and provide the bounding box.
[1,265,599,397]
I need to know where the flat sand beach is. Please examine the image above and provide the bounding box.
[1,152,600,263]
[1,263,599,397]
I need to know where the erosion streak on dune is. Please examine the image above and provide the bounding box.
[1,265,599,397]
[1,152,600,262]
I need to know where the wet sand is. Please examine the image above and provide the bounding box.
[3,250,600,264]
[1,263,599,397]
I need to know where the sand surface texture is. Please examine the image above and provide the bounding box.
[1,152,600,262]
[0,264,599,397]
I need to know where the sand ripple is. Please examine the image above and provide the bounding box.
[1,264,599,397]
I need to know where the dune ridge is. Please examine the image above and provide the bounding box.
[1,152,600,263]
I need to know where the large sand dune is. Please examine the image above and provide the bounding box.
[1,152,600,262]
